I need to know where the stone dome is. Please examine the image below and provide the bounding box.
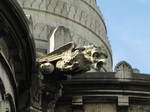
[17,0,112,72]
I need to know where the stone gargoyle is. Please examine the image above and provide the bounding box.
[36,42,108,79]
[34,42,108,111]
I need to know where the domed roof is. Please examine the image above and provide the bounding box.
[17,0,113,72]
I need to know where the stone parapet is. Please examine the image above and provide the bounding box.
[55,72,150,112]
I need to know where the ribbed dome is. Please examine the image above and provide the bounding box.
[17,0,112,72]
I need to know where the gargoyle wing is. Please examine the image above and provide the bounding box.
[36,42,76,63]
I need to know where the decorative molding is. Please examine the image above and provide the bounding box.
[0,52,17,92]
[20,0,108,42]
[0,53,16,112]
[21,8,112,60]
[17,0,112,68]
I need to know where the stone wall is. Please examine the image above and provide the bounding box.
[0,39,16,112]
[55,70,150,112]
[0,0,36,111]
[17,0,113,72]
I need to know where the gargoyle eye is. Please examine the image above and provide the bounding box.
[92,52,100,58]
[86,51,91,56]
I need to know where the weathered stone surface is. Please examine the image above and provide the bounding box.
[129,105,150,112]
[37,42,108,76]
[2,0,150,112]
[118,95,129,106]
[114,61,133,80]
[84,103,116,112]
[34,42,108,111]
[0,1,36,111]
[72,96,83,106]
[0,62,16,112]
[17,0,113,72]
[56,71,150,112]
[133,68,140,73]
[48,26,72,53]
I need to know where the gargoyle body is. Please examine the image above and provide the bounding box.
[34,42,108,111]
[36,42,108,79]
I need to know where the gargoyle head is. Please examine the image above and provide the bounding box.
[83,45,108,71]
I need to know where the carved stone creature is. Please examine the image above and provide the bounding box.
[36,42,108,77]
[35,42,108,111]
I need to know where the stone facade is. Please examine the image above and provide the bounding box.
[1,0,150,112]
[0,0,35,111]
[17,0,113,72]
[55,61,150,112]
